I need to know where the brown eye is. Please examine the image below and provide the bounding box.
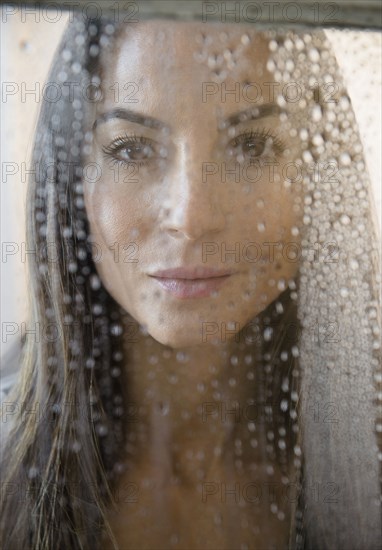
[102,135,159,167]
[118,143,154,162]
[230,130,285,161]
[242,138,266,157]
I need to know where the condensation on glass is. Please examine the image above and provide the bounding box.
[0,7,381,550]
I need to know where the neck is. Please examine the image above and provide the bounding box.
[119,313,261,485]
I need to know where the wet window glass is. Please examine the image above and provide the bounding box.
[0,2,381,550]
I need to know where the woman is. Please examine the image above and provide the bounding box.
[0,14,380,550]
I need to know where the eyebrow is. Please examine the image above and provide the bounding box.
[92,103,281,132]
[221,103,282,128]
[93,109,168,131]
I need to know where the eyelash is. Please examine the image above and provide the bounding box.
[102,133,154,167]
[231,128,286,159]
[101,128,286,168]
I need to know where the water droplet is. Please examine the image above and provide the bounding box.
[339,152,351,166]
[257,222,266,232]
[308,48,320,62]
[312,133,324,146]
[264,327,273,341]
[110,323,123,336]
[280,400,289,412]
[71,440,82,453]
[157,401,170,416]
[20,40,32,52]
[28,467,39,479]
[214,512,222,525]
[96,424,108,437]
[86,357,95,369]
[312,105,322,122]
[62,49,72,62]
[170,534,179,545]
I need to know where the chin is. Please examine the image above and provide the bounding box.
[145,323,207,349]
[145,313,246,350]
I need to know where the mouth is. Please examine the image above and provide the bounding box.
[147,267,236,299]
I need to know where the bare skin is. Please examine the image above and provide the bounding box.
[101,317,294,549]
[83,20,302,550]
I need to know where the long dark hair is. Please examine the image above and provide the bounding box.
[0,16,128,549]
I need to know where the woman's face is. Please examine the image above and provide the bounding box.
[83,21,303,348]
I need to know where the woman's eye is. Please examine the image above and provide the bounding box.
[118,143,153,162]
[241,138,267,157]
[102,136,160,167]
[229,131,285,161]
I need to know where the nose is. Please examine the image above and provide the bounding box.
[160,141,226,241]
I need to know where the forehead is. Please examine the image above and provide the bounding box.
[101,20,273,87]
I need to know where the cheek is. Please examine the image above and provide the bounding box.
[84,185,146,248]
[239,184,301,239]
[83,188,147,308]
[235,183,302,283]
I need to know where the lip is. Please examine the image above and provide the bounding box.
[148,266,236,299]
[149,266,235,279]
